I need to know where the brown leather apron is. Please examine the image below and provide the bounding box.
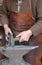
[9,12,35,37]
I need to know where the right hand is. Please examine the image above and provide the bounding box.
[16,30,32,42]
[4,24,12,41]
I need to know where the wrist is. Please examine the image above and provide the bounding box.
[27,29,33,36]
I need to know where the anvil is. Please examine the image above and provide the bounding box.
[0,45,39,65]
[0,34,39,65]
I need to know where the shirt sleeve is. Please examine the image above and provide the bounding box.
[30,0,42,36]
[1,0,9,25]
[1,13,9,25]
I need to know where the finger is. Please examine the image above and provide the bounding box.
[16,33,22,37]
[6,36,8,41]
[5,33,8,39]
[9,29,13,35]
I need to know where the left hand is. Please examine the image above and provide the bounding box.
[4,24,13,41]
[16,30,32,42]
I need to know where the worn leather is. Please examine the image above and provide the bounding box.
[9,12,35,37]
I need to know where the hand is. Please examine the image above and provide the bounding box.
[16,30,32,42]
[4,24,12,41]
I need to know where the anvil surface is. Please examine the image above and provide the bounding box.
[0,45,39,65]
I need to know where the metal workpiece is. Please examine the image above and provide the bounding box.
[6,33,20,47]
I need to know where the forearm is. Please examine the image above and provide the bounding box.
[30,20,42,36]
[1,0,9,27]
[1,13,9,28]
[30,0,42,36]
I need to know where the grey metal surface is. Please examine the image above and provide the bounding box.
[0,45,39,65]
[0,58,9,65]
[0,34,39,65]
[6,33,20,46]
